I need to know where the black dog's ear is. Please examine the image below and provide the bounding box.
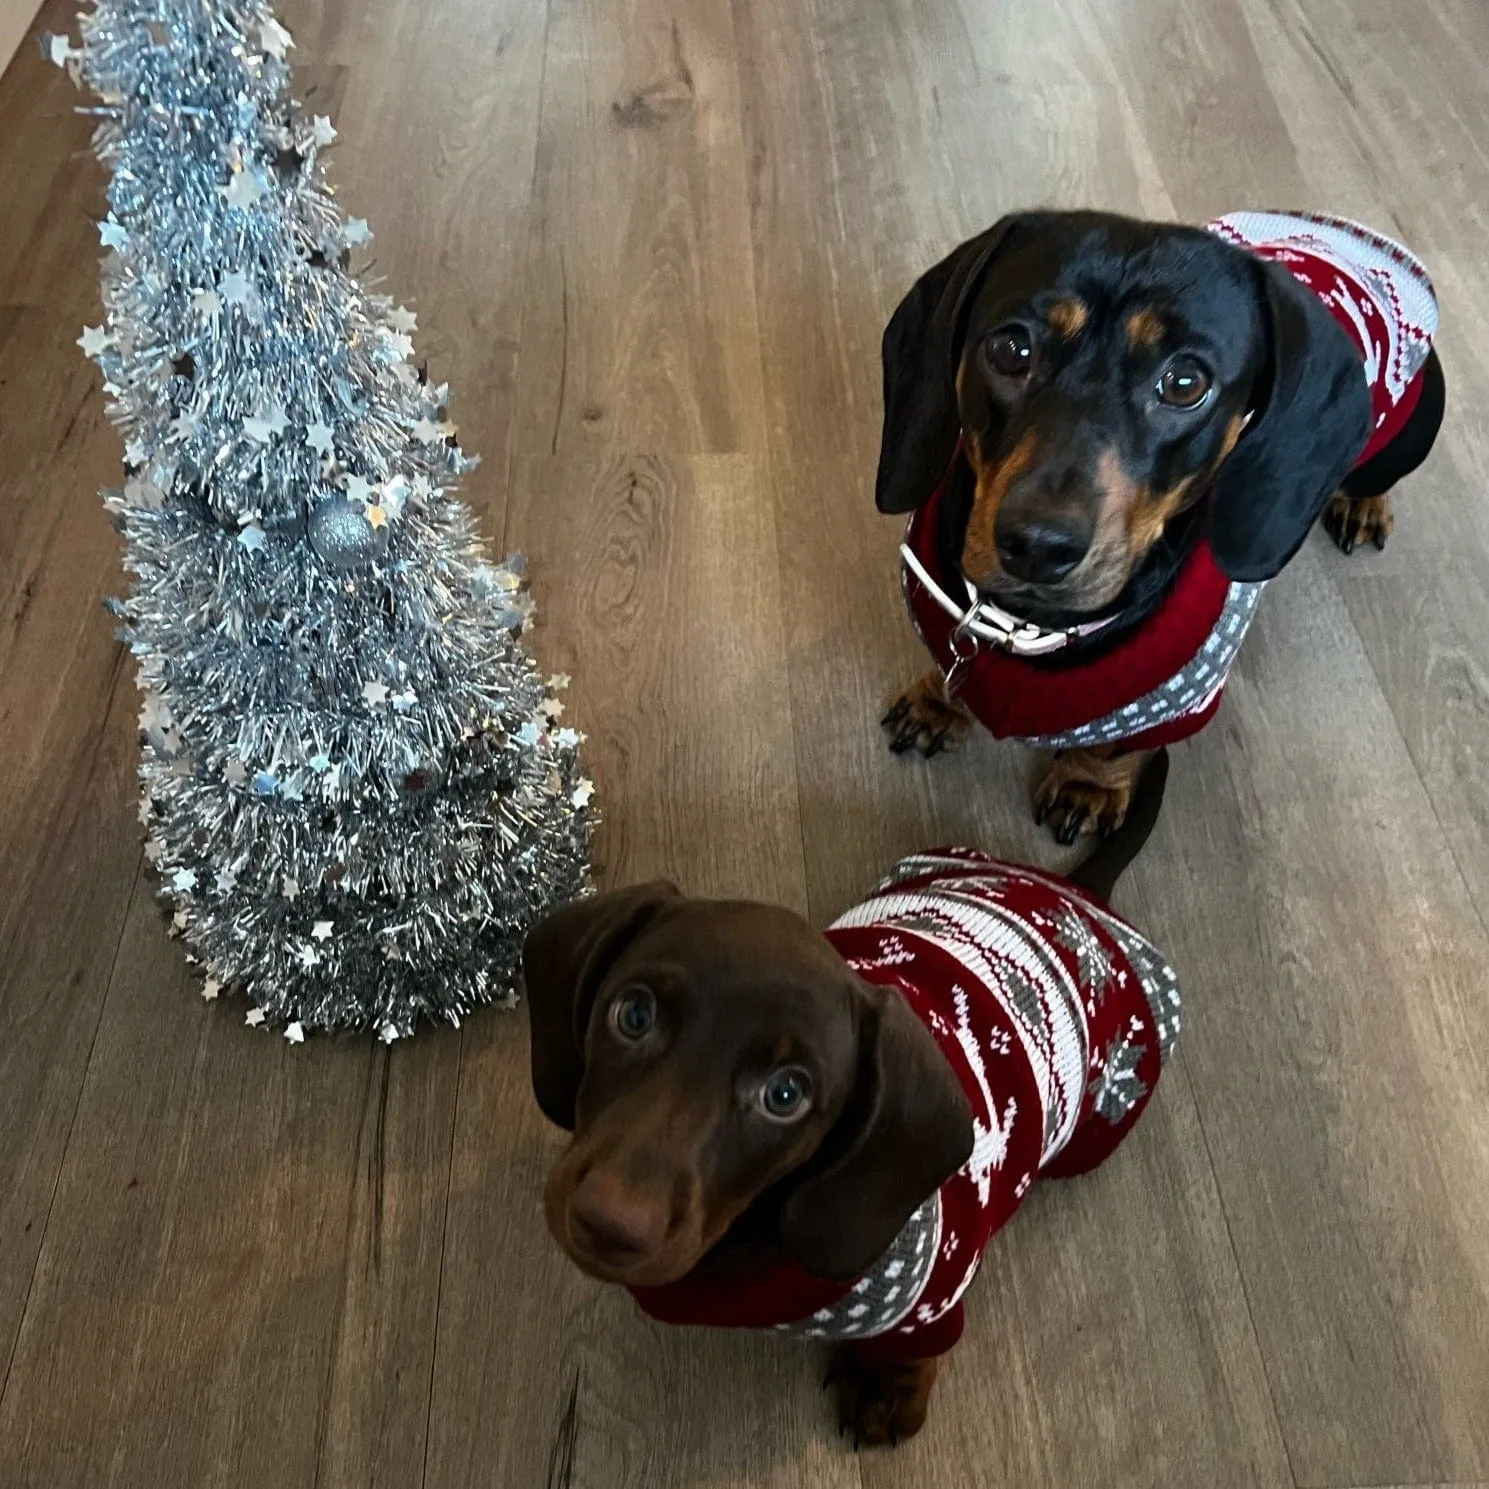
[779,980,973,1281]
[876,215,1043,514]
[1208,256,1373,581]
[522,881,682,1130]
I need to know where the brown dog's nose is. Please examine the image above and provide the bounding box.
[567,1171,667,1264]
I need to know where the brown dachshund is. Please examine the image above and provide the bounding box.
[526,755,1179,1446]
[877,209,1443,842]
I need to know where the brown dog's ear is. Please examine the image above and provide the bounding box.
[875,214,1045,515]
[522,881,682,1130]
[779,980,973,1280]
[1207,255,1373,581]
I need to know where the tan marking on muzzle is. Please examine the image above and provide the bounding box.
[1127,473,1196,558]
[1217,412,1246,461]
[1127,410,1247,559]
[961,431,1040,583]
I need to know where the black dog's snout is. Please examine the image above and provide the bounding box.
[994,512,1089,584]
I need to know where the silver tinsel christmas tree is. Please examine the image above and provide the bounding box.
[49,0,593,1040]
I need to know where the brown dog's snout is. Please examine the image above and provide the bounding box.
[566,1169,670,1265]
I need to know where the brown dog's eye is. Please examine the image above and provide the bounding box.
[608,989,656,1043]
[982,324,1033,378]
[1156,356,1213,409]
[758,1066,813,1122]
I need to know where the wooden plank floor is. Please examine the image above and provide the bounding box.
[1,0,1486,1485]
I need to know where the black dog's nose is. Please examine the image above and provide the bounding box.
[994,518,1088,585]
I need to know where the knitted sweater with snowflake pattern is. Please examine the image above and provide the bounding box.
[629,849,1181,1364]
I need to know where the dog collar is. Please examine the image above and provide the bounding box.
[903,411,1257,666]
[899,540,1118,658]
[903,433,1118,660]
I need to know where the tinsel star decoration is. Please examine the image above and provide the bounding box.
[50,0,593,1039]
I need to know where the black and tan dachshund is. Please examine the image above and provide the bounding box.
[877,209,1444,841]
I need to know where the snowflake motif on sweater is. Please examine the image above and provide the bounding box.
[900,209,1439,752]
[629,849,1181,1364]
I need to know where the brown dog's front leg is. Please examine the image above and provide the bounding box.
[1035,745,1154,845]
[882,671,974,758]
[825,1345,939,1448]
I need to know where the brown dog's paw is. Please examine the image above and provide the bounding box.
[1035,748,1151,846]
[1323,490,1394,554]
[882,673,973,758]
[825,1347,937,1449]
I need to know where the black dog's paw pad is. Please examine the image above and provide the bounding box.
[880,675,973,759]
[1325,491,1393,556]
[1034,758,1134,844]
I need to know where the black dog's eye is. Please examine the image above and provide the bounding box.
[982,324,1033,378]
[1156,356,1213,409]
[608,989,656,1043]
[758,1066,813,1123]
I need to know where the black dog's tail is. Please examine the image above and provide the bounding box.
[1065,749,1170,903]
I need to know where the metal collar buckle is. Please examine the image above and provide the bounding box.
[957,578,1085,657]
[900,538,1114,670]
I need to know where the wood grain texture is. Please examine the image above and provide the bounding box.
[509,0,766,462]
[1121,556,1489,1488]
[315,1037,461,1489]
[0,884,365,1487]
[883,1054,1292,1489]
[1093,3,1489,1479]
[1226,0,1489,936]
[0,308,142,1406]
[2,884,456,1489]
[1,0,1487,1483]
[0,2,107,318]
[1,0,43,85]
[420,448,833,1488]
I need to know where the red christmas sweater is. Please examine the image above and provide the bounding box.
[901,210,1440,750]
[630,849,1182,1364]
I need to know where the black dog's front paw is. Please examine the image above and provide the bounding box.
[1324,491,1393,554]
[1033,748,1151,845]
[825,1346,938,1449]
[881,673,973,758]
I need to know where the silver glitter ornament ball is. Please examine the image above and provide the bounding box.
[308,495,388,570]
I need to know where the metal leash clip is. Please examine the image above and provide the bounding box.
[941,600,981,695]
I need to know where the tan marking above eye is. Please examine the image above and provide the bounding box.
[1126,308,1165,349]
[1047,298,1088,339]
